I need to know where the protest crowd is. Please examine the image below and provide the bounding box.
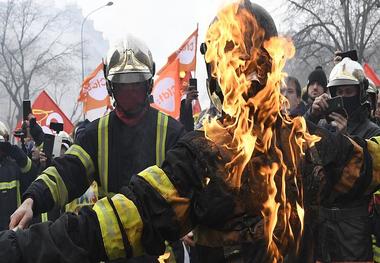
[1,0,380,263]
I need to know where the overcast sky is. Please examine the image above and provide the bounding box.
[59,0,287,107]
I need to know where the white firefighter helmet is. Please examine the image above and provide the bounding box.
[0,121,9,142]
[104,35,155,85]
[58,131,73,150]
[328,57,369,104]
[327,57,365,88]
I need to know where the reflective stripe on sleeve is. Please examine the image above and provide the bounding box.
[65,144,95,180]
[93,197,125,260]
[41,213,48,222]
[111,194,144,257]
[36,166,68,207]
[138,165,191,231]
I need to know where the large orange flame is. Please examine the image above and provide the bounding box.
[203,0,320,260]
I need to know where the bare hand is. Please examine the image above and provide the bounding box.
[181,231,195,247]
[27,113,36,122]
[185,89,199,106]
[9,198,34,230]
[40,151,47,169]
[329,112,347,134]
[311,93,330,117]
[334,50,343,65]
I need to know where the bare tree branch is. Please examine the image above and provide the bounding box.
[0,0,81,131]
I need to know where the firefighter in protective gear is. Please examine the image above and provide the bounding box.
[9,35,185,237]
[0,121,36,230]
[308,58,380,262]
[2,2,380,263]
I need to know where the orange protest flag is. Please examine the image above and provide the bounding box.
[158,27,198,75]
[78,63,112,114]
[151,59,181,119]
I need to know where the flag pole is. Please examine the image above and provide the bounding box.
[194,23,199,79]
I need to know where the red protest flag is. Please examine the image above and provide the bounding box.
[364,63,380,87]
[78,63,112,115]
[151,59,181,119]
[158,27,198,75]
[16,90,74,134]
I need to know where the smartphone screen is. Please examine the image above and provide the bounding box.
[23,100,32,120]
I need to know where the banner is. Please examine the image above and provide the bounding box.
[78,63,112,121]
[158,28,198,74]
[151,59,181,118]
[364,63,380,87]
[17,90,74,134]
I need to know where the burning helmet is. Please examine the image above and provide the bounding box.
[327,57,369,105]
[0,121,9,142]
[201,0,278,112]
[103,35,156,96]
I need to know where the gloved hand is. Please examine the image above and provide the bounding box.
[306,119,355,167]
[0,141,12,156]
[0,229,21,263]
[29,117,44,146]
[9,144,28,167]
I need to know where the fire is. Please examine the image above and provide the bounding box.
[203,0,320,260]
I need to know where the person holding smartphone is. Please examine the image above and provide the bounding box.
[305,57,380,262]
[179,78,199,132]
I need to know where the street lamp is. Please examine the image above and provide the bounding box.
[81,2,113,82]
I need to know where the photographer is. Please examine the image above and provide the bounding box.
[306,57,380,262]
[0,121,36,230]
